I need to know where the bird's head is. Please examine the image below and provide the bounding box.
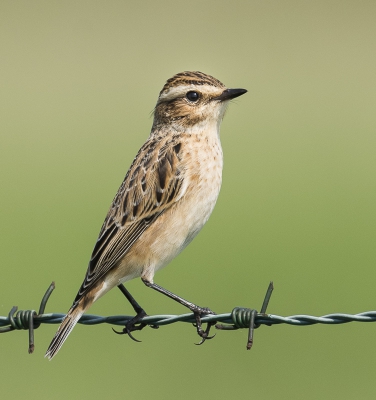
[153,71,247,131]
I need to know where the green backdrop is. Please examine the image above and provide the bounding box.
[1,1,376,399]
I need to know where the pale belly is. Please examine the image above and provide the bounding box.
[154,178,221,271]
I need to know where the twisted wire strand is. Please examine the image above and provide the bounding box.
[2,308,376,329]
[2,282,376,354]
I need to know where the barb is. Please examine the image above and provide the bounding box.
[2,281,376,354]
[0,282,56,353]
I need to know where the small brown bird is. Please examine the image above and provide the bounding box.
[45,71,247,359]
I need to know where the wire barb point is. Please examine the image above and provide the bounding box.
[0,282,55,355]
[216,281,274,351]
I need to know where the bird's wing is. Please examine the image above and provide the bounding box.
[74,135,185,303]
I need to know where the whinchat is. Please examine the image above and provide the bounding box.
[45,71,247,359]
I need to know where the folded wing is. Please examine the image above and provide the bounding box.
[74,136,185,304]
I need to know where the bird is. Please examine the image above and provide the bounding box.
[45,71,247,359]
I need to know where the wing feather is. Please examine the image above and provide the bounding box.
[74,134,185,303]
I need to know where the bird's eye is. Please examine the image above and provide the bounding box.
[186,91,199,102]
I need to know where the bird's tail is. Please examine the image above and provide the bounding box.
[45,297,91,360]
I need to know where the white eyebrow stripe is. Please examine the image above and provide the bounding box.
[159,84,223,102]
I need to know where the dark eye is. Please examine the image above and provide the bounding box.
[186,91,199,102]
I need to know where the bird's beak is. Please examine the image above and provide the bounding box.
[213,88,247,101]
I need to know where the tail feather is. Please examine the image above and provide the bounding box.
[45,300,88,360]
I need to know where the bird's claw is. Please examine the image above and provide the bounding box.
[195,330,216,345]
[112,322,146,342]
[192,307,217,345]
[125,327,144,343]
[112,311,148,342]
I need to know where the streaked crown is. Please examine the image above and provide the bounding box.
[160,71,225,96]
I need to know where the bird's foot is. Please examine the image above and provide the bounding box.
[112,310,148,342]
[191,306,217,345]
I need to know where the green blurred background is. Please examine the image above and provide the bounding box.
[1,1,376,398]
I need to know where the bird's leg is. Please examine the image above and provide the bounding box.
[118,283,145,316]
[112,283,151,342]
[141,278,216,344]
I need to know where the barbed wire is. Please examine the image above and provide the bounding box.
[1,282,376,354]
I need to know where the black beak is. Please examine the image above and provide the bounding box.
[213,88,247,101]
